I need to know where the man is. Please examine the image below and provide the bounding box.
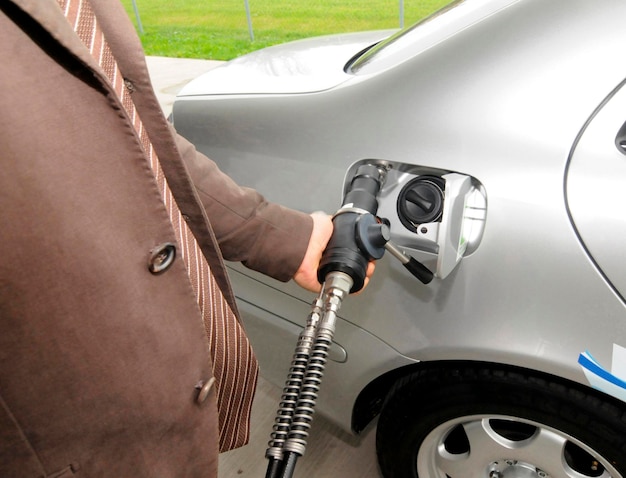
[0,0,363,476]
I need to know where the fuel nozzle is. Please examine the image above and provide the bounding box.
[267,163,433,478]
[318,162,434,291]
[317,164,387,293]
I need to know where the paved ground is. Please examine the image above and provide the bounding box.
[146,56,223,116]
[146,56,383,477]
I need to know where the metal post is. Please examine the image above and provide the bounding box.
[399,0,404,29]
[244,0,254,41]
[131,0,144,34]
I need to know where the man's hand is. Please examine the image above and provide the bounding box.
[293,212,375,293]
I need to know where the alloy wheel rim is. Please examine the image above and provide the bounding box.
[416,414,622,478]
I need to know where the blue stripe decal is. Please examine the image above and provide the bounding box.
[578,350,626,389]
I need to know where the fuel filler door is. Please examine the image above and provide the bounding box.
[345,161,487,279]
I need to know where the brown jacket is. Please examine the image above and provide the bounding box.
[0,0,312,476]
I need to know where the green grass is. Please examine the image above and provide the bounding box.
[121,0,452,60]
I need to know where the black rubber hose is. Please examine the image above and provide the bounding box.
[265,458,282,478]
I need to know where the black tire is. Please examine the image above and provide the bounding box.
[376,363,626,478]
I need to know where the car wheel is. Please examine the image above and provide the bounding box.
[376,363,626,478]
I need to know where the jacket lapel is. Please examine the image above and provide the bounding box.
[8,0,104,75]
[5,0,241,315]
[88,0,243,314]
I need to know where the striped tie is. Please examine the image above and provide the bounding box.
[57,0,259,452]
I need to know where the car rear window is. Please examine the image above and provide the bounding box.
[348,0,518,75]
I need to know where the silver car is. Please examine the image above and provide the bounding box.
[172,0,626,476]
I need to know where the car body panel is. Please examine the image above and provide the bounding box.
[173,0,626,432]
[566,81,626,304]
[227,265,418,431]
[179,30,394,96]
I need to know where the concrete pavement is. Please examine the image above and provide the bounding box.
[145,56,223,116]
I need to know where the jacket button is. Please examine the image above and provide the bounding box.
[123,78,135,94]
[196,377,216,404]
[148,243,176,274]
